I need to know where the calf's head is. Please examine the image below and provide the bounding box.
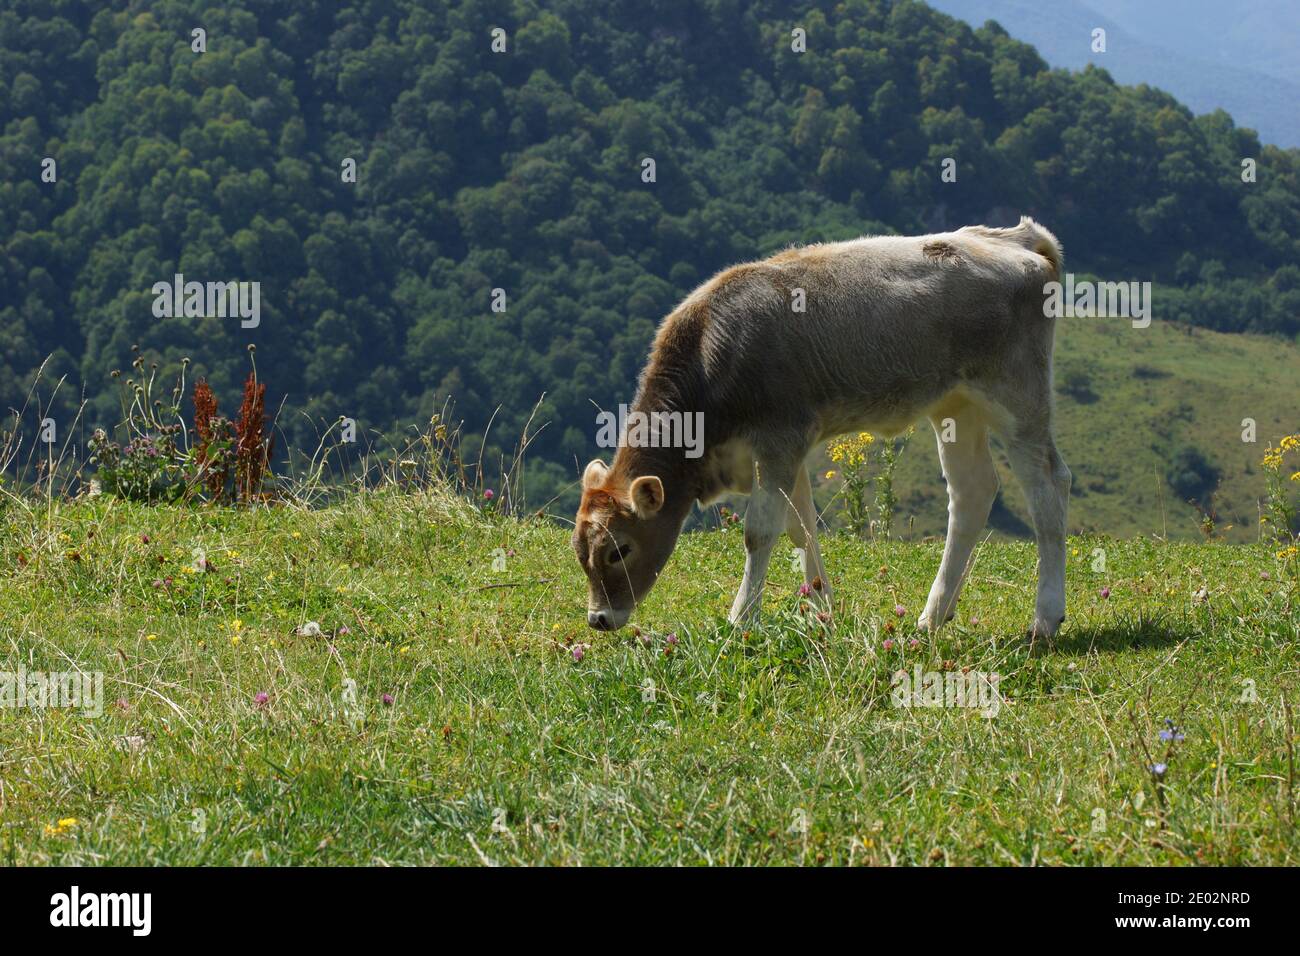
[572,459,683,630]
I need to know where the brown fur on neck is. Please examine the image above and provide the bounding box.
[606,444,698,515]
[602,295,718,509]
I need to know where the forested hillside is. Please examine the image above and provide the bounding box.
[2,0,1298,515]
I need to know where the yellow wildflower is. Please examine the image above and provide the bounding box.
[827,432,875,468]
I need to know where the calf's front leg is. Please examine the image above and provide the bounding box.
[728,470,791,625]
[919,407,998,631]
[785,465,832,609]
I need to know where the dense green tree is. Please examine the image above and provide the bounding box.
[1,0,1297,510]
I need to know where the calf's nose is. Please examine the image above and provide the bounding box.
[588,609,613,630]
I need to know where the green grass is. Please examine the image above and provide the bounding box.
[2,489,1298,865]
[819,319,1300,542]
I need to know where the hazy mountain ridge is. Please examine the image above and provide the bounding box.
[929,0,1300,147]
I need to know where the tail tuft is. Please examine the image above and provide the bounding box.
[958,217,1063,275]
[1018,216,1062,275]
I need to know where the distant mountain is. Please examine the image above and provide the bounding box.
[1086,0,1300,87]
[928,0,1300,147]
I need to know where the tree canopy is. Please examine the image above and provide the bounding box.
[2,0,1298,507]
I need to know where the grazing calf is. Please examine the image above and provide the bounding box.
[573,217,1071,641]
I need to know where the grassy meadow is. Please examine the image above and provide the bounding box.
[834,319,1300,542]
[2,488,1297,865]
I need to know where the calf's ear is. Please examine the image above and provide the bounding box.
[582,459,609,488]
[629,475,665,516]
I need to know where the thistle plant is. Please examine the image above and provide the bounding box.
[88,426,186,502]
[89,350,273,505]
[87,350,191,502]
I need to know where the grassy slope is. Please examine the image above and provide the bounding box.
[2,491,1297,865]
[810,319,1300,542]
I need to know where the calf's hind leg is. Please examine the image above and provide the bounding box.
[1003,430,1071,642]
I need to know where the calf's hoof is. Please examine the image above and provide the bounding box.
[728,606,759,627]
[916,609,955,633]
[1024,614,1065,652]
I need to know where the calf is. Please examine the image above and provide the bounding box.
[572,217,1071,640]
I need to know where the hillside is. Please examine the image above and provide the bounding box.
[2,0,1299,529]
[928,0,1300,148]
[3,492,1297,864]
[825,319,1300,542]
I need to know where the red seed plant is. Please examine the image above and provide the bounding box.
[192,378,228,499]
[234,371,273,502]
